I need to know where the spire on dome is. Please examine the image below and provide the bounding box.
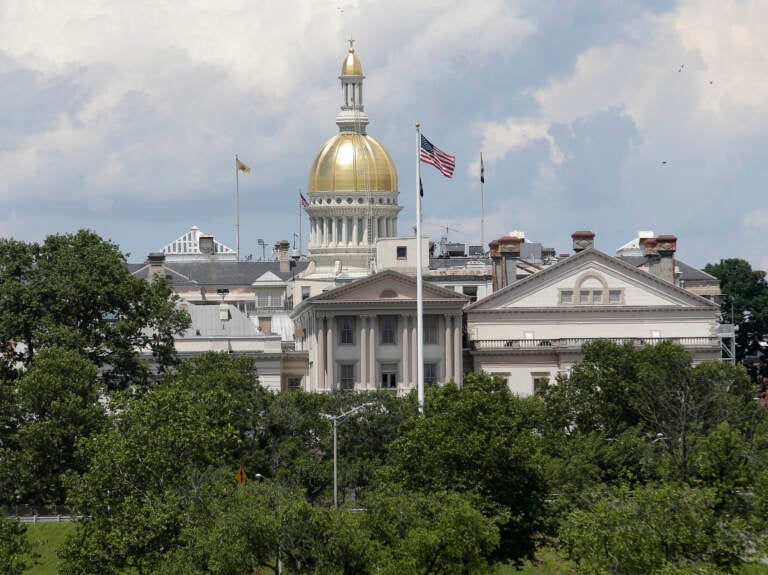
[337,38,368,134]
[341,36,362,76]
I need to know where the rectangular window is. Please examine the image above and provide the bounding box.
[339,364,355,390]
[608,290,622,304]
[424,363,438,385]
[381,363,398,390]
[286,377,302,392]
[592,290,603,304]
[301,286,311,301]
[396,246,407,259]
[338,316,355,345]
[579,290,590,304]
[423,315,439,345]
[560,290,573,304]
[380,315,397,345]
[257,293,269,307]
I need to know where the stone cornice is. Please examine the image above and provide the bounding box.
[467,305,717,315]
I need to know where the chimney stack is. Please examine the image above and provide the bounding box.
[655,234,677,284]
[489,234,524,292]
[275,240,291,272]
[147,252,165,283]
[571,230,595,253]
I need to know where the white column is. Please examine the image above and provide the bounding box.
[326,315,335,390]
[363,217,368,245]
[369,315,376,387]
[453,314,462,385]
[444,314,453,382]
[401,314,409,386]
[411,318,418,385]
[359,315,367,388]
[352,217,359,247]
[342,217,348,246]
[317,315,325,391]
[331,217,338,246]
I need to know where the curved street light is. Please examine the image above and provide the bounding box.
[320,402,377,508]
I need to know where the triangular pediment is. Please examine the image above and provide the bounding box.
[253,271,284,284]
[308,269,468,303]
[468,249,717,312]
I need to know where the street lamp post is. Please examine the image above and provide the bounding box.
[321,402,376,508]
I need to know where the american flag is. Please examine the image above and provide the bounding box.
[420,135,455,178]
[300,193,310,209]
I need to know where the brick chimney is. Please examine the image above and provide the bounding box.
[147,252,165,283]
[275,240,291,273]
[571,230,595,253]
[655,234,677,284]
[641,236,677,284]
[489,235,524,292]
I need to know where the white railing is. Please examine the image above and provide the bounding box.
[470,336,720,351]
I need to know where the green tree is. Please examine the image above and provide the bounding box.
[13,347,107,505]
[542,341,759,485]
[0,514,35,575]
[363,488,501,575]
[559,483,752,574]
[383,373,546,564]
[155,475,324,575]
[60,353,264,574]
[0,230,190,388]
[704,258,768,362]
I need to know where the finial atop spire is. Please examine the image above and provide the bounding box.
[340,37,363,77]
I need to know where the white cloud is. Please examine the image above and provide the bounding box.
[471,0,768,257]
[744,208,768,231]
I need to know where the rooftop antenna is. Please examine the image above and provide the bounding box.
[424,221,461,241]
[257,239,266,261]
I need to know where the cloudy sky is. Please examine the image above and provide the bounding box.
[1,0,766,270]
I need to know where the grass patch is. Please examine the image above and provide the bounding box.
[24,522,76,575]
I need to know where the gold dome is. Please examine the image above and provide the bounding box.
[308,133,398,193]
[341,48,362,76]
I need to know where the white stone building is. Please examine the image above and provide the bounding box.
[465,233,723,396]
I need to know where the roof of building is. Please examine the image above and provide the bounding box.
[128,260,309,286]
[615,255,718,282]
[179,303,261,338]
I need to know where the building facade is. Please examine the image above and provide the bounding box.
[292,270,466,393]
[465,233,723,396]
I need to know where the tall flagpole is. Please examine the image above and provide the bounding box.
[298,189,302,257]
[415,123,424,417]
[235,154,241,262]
[480,152,485,252]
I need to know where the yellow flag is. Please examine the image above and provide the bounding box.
[236,158,251,174]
